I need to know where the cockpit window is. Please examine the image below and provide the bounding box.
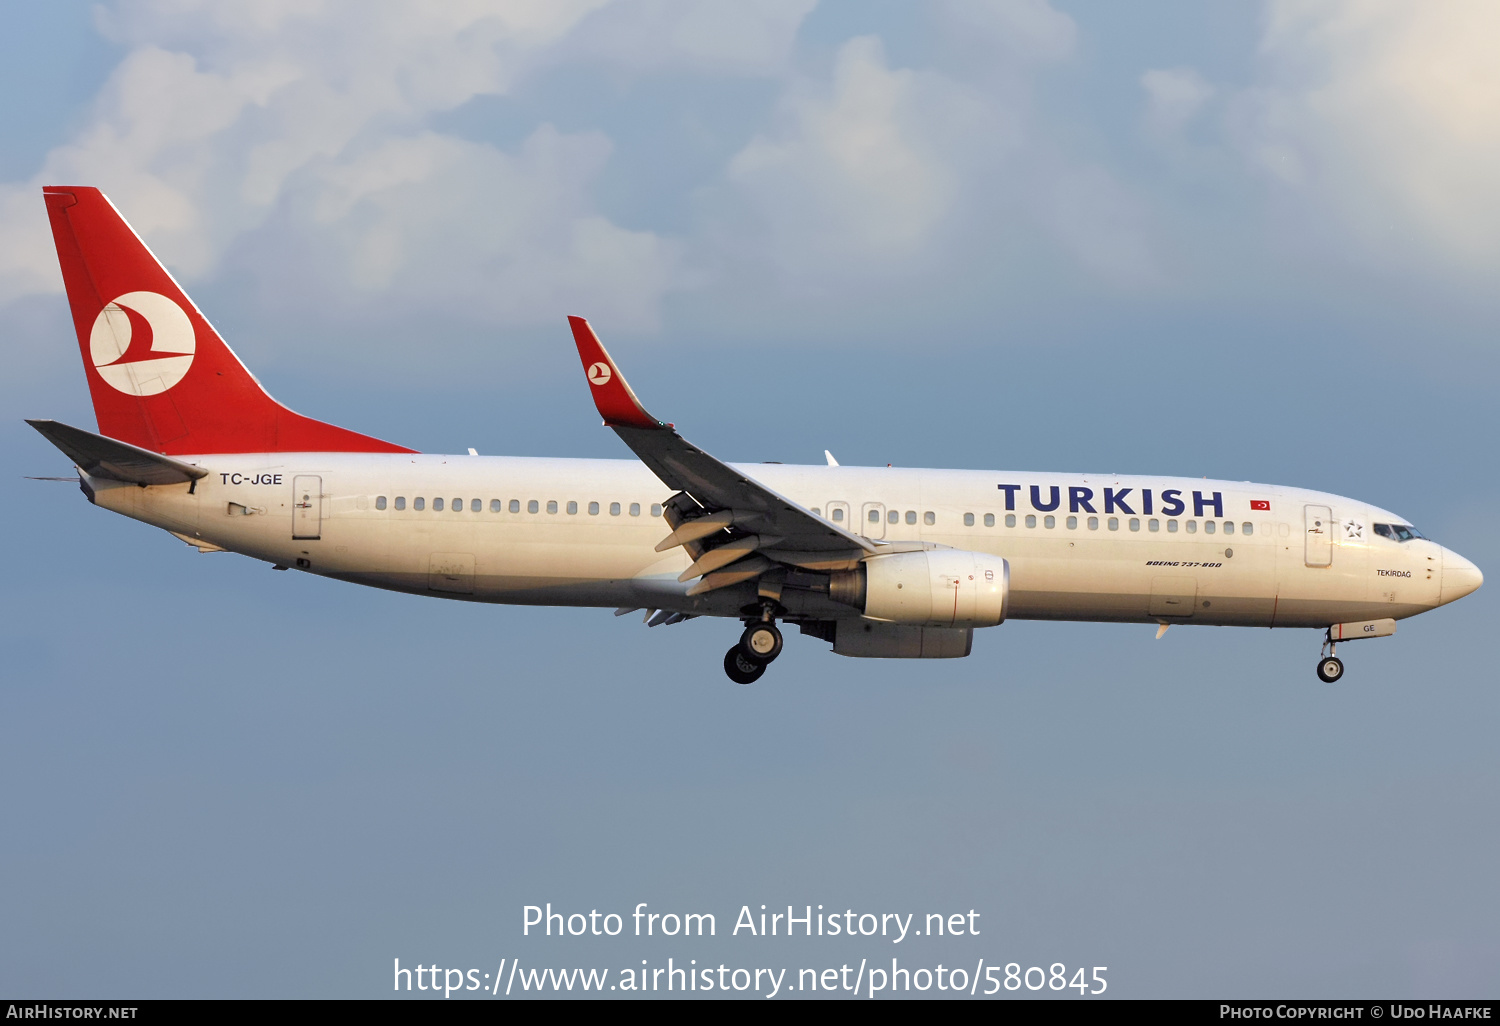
[1374,523,1425,542]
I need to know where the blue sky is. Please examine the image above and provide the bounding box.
[2,0,1497,998]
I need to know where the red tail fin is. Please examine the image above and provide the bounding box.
[43,186,414,455]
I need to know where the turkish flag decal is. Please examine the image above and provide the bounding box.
[1251,500,1271,511]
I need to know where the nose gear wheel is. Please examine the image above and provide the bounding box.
[1316,656,1344,683]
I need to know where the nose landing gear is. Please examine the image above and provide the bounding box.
[723,614,783,684]
[1316,631,1345,683]
[1316,656,1344,683]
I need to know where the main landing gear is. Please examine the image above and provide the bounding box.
[1316,630,1345,683]
[723,615,783,685]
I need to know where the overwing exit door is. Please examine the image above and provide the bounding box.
[1304,504,1332,567]
[292,475,323,540]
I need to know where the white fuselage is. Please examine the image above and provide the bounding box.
[82,453,1476,631]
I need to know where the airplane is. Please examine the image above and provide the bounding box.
[27,186,1483,684]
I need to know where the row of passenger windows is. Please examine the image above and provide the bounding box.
[365,495,1255,538]
[373,496,663,518]
[990,513,1254,534]
[807,505,1258,536]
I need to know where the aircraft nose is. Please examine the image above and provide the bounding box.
[1440,548,1483,605]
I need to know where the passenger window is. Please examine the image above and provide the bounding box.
[811,507,821,516]
[833,508,845,522]
[414,497,425,511]
[567,501,578,515]
[452,498,462,512]
[923,511,935,526]
[964,513,975,526]
[1003,514,1014,528]
[395,496,406,511]
[630,503,640,516]
[888,510,899,524]
[868,509,880,523]
[433,497,444,511]
[1044,515,1056,529]
[650,504,662,517]
[471,499,481,512]
[547,500,559,514]
[610,502,621,516]
[1223,521,1234,535]
[1203,521,1215,534]
[1108,517,1119,531]
[905,510,916,525]
[1025,515,1037,528]
[1167,520,1178,533]
[1186,520,1197,534]
[509,499,521,513]
[1066,515,1078,529]
[1129,518,1140,532]
[1088,516,1099,531]
[375,496,387,510]
[983,513,995,527]
[491,499,501,512]
[1242,522,1253,535]
[589,501,600,515]
[1148,519,1159,532]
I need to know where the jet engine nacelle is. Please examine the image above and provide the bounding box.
[831,550,1009,628]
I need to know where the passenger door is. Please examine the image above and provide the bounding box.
[292,475,322,540]
[1304,504,1332,567]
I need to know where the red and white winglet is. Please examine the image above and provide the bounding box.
[567,316,667,430]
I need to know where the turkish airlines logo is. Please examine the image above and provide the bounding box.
[89,291,196,396]
[587,362,612,387]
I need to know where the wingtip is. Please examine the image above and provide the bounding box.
[566,316,662,431]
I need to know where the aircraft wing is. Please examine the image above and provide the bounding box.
[567,317,875,593]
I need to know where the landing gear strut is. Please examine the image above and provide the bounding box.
[1316,631,1345,683]
[723,611,784,684]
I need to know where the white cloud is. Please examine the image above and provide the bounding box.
[288,126,681,328]
[1235,0,1500,276]
[723,36,986,270]
[0,0,726,327]
[711,16,1162,297]
[1,0,1175,341]
[1047,167,1163,290]
[935,0,1076,66]
[1141,68,1215,137]
[564,0,816,75]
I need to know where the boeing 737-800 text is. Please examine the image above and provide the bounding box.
[28,187,1482,684]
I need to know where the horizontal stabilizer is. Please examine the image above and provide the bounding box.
[27,419,208,486]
